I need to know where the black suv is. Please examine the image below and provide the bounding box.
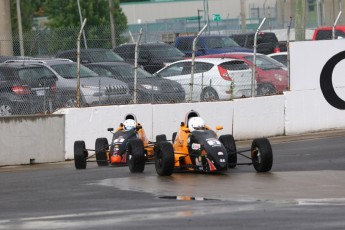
[55,48,124,64]
[0,62,57,116]
[113,43,185,74]
[230,32,287,54]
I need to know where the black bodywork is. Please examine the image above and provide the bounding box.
[188,130,228,172]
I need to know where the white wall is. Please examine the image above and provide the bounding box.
[57,97,284,160]
[284,39,345,134]
[0,115,65,166]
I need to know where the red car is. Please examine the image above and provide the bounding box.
[200,52,289,96]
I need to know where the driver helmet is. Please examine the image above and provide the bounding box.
[188,117,205,132]
[123,119,136,130]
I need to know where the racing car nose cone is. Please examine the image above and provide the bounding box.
[111,155,122,164]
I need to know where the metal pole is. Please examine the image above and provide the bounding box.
[198,9,203,31]
[16,0,24,56]
[287,16,292,91]
[77,18,87,108]
[332,11,342,39]
[189,24,208,102]
[77,0,87,48]
[109,0,116,48]
[134,28,143,104]
[252,17,266,97]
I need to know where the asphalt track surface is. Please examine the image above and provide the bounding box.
[1,129,345,230]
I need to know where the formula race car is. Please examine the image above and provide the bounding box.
[74,114,155,173]
[154,110,273,176]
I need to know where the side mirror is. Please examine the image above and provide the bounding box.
[216,126,223,131]
[108,128,114,132]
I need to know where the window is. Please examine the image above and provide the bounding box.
[158,62,185,77]
[219,61,249,71]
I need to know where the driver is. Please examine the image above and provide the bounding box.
[123,119,136,130]
[188,117,205,132]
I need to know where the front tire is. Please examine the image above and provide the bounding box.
[155,141,175,176]
[95,138,109,166]
[251,138,273,172]
[74,141,88,169]
[126,139,145,173]
[219,134,237,168]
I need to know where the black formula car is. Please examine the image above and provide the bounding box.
[73,114,155,173]
[154,110,273,176]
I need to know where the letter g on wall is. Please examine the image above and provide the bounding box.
[320,50,345,110]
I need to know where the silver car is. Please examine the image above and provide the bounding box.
[5,59,131,107]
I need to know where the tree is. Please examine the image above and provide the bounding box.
[10,0,44,33]
[44,0,127,36]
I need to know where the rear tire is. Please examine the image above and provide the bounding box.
[251,138,273,172]
[74,141,88,169]
[126,139,145,173]
[156,134,167,142]
[0,100,14,116]
[200,87,219,101]
[95,138,109,166]
[257,83,276,96]
[155,141,174,176]
[219,134,237,168]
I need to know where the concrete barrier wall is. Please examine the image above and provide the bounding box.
[0,115,65,166]
[284,40,345,135]
[56,96,284,160]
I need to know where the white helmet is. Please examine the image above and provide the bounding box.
[123,119,136,130]
[188,117,205,132]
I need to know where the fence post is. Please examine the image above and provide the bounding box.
[252,17,266,98]
[189,23,208,102]
[134,28,143,104]
[77,18,87,108]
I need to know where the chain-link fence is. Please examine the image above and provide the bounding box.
[0,20,288,116]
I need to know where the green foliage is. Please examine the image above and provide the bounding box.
[10,0,128,56]
[10,0,45,32]
[43,0,127,28]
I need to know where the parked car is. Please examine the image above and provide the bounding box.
[200,52,288,96]
[174,35,253,57]
[5,59,131,108]
[154,58,253,102]
[0,62,57,116]
[85,62,185,103]
[267,52,288,66]
[55,48,124,64]
[113,42,185,74]
[312,26,345,40]
[229,32,287,55]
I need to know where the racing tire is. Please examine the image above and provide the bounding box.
[126,139,145,173]
[74,140,88,169]
[219,134,237,168]
[251,138,273,172]
[95,138,109,166]
[156,134,167,142]
[200,87,219,102]
[155,141,175,176]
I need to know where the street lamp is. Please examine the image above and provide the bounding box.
[198,9,204,31]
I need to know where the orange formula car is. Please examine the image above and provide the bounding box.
[154,110,273,176]
[74,114,155,173]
